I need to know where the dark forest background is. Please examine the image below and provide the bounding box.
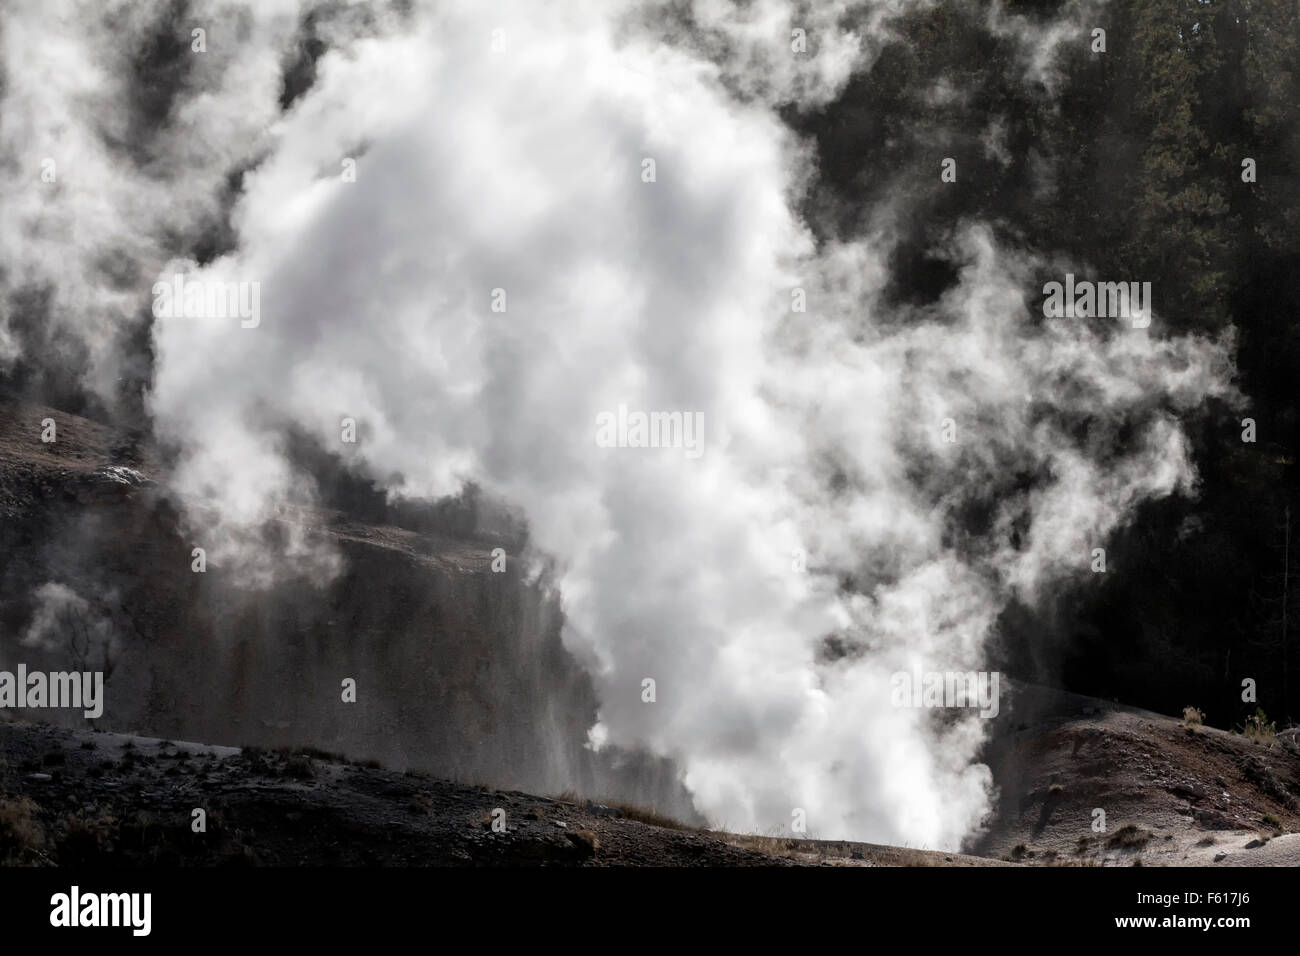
[786,0,1300,728]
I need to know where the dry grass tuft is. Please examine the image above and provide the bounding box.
[0,797,46,864]
[548,791,692,830]
[604,802,692,830]
[1238,708,1277,746]
[1106,824,1151,850]
[567,829,599,855]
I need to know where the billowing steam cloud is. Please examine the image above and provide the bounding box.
[1,0,1235,847]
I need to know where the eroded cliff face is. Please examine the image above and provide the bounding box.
[0,400,701,823]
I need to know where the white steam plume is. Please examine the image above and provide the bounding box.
[3,0,1233,847]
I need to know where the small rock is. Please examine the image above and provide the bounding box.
[554,820,567,828]
[1195,808,1234,830]
[1168,782,1206,801]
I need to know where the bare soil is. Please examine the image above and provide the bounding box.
[971,683,1300,866]
[0,717,1008,866]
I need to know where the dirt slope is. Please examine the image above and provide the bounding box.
[972,682,1300,865]
[8,703,1295,867]
[0,718,1009,866]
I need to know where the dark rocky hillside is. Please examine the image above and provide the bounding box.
[0,399,698,822]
